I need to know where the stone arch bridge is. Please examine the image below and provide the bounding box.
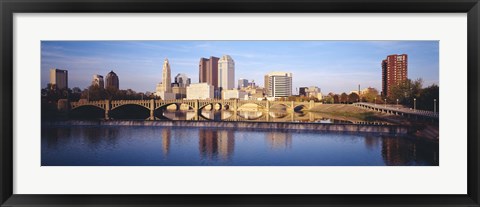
[69,99,317,120]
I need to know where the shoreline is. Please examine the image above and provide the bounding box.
[43,119,412,135]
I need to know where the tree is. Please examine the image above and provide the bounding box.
[41,83,72,120]
[41,83,70,102]
[417,84,439,111]
[361,87,379,103]
[323,95,333,104]
[348,93,360,103]
[333,94,339,103]
[105,86,119,100]
[72,87,82,94]
[287,96,297,101]
[340,93,348,104]
[388,78,423,107]
[87,85,106,101]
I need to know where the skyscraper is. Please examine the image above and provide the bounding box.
[49,68,68,89]
[218,55,235,92]
[91,74,104,88]
[265,72,293,98]
[382,54,408,97]
[155,58,175,100]
[105,70,119,90]
[174,73,191,87]
[161,58,172,93]
[199,56,219,89]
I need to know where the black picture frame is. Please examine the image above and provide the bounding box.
[1,0,479,206]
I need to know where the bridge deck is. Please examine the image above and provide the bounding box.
[353,102,438,119]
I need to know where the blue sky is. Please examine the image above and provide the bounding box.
[41,41,439,94]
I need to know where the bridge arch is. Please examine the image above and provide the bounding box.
[109,104,150,120]
[179,103,193,110]
[71,103,105,111]
[270,103,289,110]
[198,110,216,120]
[268,111,289,119]
[237,102,265,111]
[293,104,308,112]
[223,104,230,110]
[159,110,197,120]
[155,103,180,111]
[69,105,105,119]
[214,103,222,110]
[237,111,264,120]
[199,103,214,111]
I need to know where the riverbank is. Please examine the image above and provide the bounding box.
[307,104,384,121]
[43,120,411,135]
[307,104,439,140]
[307,104,424,124]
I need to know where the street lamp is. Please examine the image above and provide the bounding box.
[414,98,417,111]
[396,99,399,109]
[434,99,437,113]
[384,99,386,108]
[374,97,376,106]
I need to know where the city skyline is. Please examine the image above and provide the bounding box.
[41,41,439,94]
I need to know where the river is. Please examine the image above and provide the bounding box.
[41,124,438,166]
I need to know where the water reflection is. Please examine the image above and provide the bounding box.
[266,132,292,150]
[42,126,438,166]
[160,110,387,125]
[162,128,171,157]
[364,135,381,150]
[381,137,438,166]
[198,129,218,160]
[238,111,263,120]
[198,129,235,161]
[268,111,289,119]
[161,111,196,120]
[217,130,235,161]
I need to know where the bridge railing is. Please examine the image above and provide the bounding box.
[354,102,438,118]
[110,100,149,104]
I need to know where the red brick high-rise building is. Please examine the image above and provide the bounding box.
[382,54,408,97]
[199,56,220,89]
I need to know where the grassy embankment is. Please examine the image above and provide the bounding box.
[306,104,381,122]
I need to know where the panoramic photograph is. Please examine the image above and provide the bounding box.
[41,41,439,166]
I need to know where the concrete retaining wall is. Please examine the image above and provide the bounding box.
[43,120,410,135]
